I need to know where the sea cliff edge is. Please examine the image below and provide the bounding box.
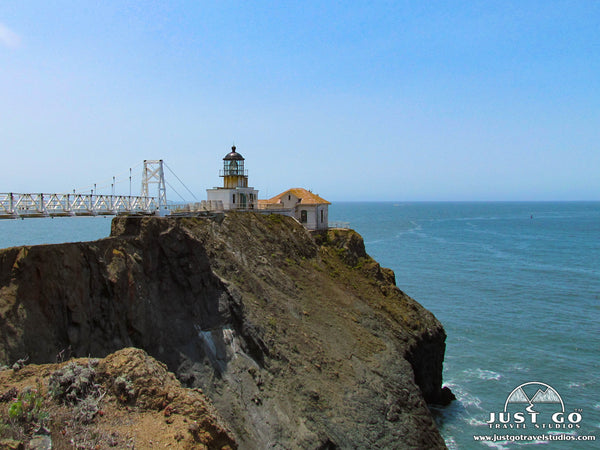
[0,213,452,448]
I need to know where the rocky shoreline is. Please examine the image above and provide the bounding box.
[0,213,453,448]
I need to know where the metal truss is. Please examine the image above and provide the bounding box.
[0,193,159,219]
[141,160,167,213]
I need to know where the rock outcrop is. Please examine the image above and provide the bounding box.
[0,213,451,448]
[0,347,236,449]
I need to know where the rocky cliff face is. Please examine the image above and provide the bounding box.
[0,213,450,448]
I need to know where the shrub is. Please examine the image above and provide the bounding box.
[7,386,47,425]
[0,387,18,403]
[11,356,29,372]
[113,376,135,403]
[48,362,106,426]
[49,362,100,404]
[74,395,101,424]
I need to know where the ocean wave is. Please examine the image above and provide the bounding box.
[484,438,553,448]
[514,441,552,447]
[467,417,488,427]
[394,221,423,237]
[547,430,577,437]
[442,382,484,410]
[481,441,511,449]
[507,363,530,373]
[519,260,599,277]
[444,435,458,450]
[454,335,475,344]
[464,368,503,381]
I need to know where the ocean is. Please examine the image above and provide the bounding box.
[330,202,600,449]
[0,202,598,448]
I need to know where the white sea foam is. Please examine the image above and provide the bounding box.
[467,417,487,427]
[443,382,484,410]
[444,436,458,450]
[514,441,550,446]
[395,222,423,237]
[482,438,551,449]
[464,368,503,381]
[508,363,531,373]
[481,441,510,449]
[547,430,577,437]
[454,335,475,344]
[507,363,530,373]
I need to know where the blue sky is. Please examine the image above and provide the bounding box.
[1,1,598,201]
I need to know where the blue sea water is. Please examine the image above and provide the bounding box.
[329,202,600,449]
[0,216,113,248]
[0,203,598,448]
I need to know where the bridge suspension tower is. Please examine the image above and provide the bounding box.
[141,160,168,216]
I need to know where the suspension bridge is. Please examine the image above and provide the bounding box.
[0,160,188,219]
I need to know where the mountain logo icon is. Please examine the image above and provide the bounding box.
[504,381,564,413]
[486,381,583,428]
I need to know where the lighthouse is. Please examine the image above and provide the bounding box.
[222,146,248,188]
[206,146,259,210]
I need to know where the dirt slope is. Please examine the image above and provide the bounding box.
[0,347,235,449]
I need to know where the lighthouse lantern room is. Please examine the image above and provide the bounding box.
[206,146,259,210]
[221,146,248,188]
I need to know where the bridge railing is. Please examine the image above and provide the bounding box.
[328,221,350,229]
[0,193,159,218]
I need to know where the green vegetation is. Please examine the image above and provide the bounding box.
[268,316,277,329]
[0,361,108,444]
[8,386,46,424]
[1,383,49,442]
[266,213,285,225]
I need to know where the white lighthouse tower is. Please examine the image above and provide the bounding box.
[206,146,259,210]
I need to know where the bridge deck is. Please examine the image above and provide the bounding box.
[0,193,160,219]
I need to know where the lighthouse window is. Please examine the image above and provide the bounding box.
[300,210,308,223]
[321,209,324,223]
[232,194,235,204]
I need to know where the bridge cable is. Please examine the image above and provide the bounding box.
[164,163,198,201]
[165,180,187,203]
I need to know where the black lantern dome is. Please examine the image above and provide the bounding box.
[221,145,247,183]
[224,145,244,161]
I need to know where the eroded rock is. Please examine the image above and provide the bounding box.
[0,213,451,448]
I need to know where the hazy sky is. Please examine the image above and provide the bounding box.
[1,1,598,201]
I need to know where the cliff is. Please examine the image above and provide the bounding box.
[0,213,451,448]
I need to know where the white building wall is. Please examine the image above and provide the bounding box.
[206,188,232,210]
[280,193,300,209]
[207,187,259,210]
[316,204,329,230]
[291,204,329,230]
[294,205,329,230]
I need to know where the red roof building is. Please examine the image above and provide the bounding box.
[259,188,330,230]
